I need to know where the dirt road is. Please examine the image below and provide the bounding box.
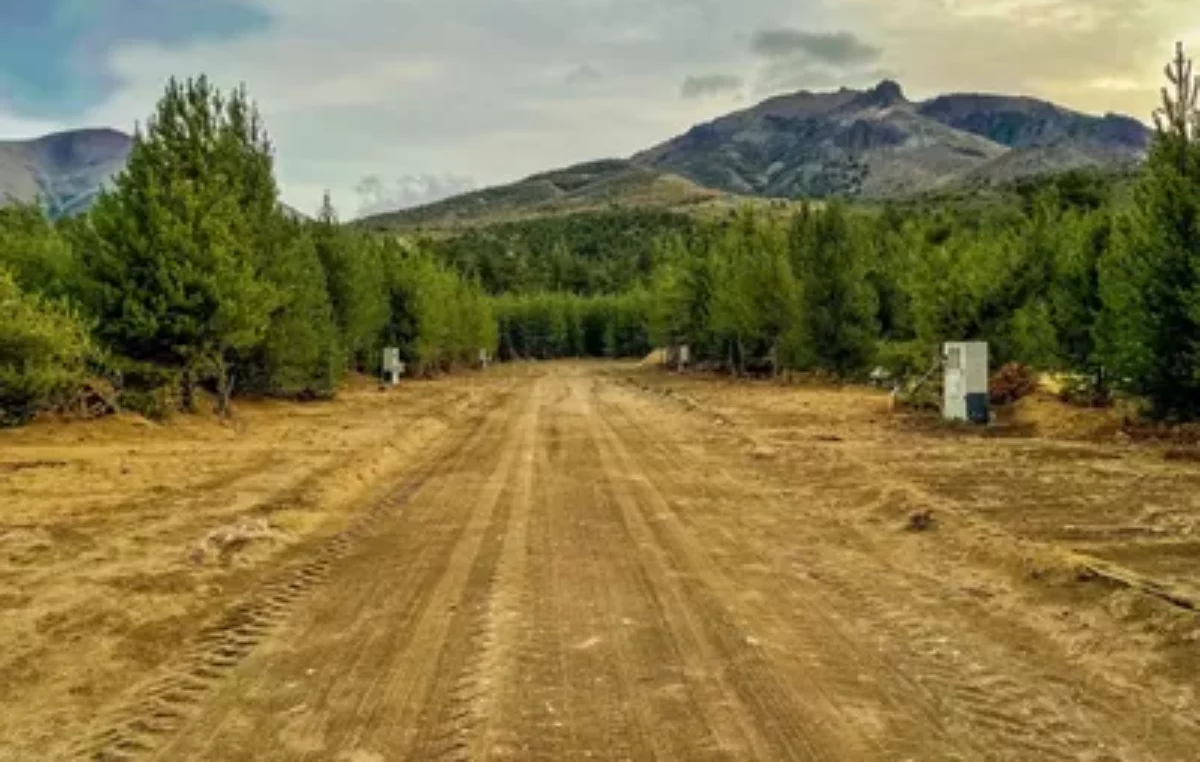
[3,363,1199,761]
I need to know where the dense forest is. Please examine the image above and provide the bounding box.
[3,44,1200,425]
[0,77,494,425]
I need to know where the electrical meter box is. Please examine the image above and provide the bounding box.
[943,342,989,424]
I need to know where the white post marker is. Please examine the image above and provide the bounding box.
[382,347,403,386]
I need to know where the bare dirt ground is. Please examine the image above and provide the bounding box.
[2,362,1198,761]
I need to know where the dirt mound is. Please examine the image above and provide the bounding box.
[639,348,667,366]
[190,518,288,566]
[1009,394,1127,441]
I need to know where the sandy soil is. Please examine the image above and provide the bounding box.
[2,362,1198,761]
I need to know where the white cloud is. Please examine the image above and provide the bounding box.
[11,0,811,214]
[0,108,64,140]
[3,0,1197,215]
[355,174,478,217]
[681,74,744,99]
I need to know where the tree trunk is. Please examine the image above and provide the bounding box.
[181,366,197,413]
[212,355,235,418]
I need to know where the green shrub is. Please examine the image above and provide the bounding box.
[0,268,93,425]
[118,388,177,421]
[875,340,936,380]
[100,358,183,420]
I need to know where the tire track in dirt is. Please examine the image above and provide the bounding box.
[596,374,1187,761]
[65,387,516,762]
[518,376,655,761]
[593,381,953,759]
[133,380,532,760]
[42,364,1200,761]
[596,381,1086,759]
[277,387,522,758]
[580,379,854,761]
[407,382,540,761]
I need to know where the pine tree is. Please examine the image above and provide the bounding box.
[1098,43,1200,419]
[1050,208,1110,379]
[80,76,280,413]
[243,225,343,397]
[790,203,877,375]
[313,195,389,370]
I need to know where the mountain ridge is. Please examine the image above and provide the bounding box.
[1,80,1152,228]
[634,79,1149,200]
[0,128,133,218]
[0,127,308,220]
[366,79,1150,229]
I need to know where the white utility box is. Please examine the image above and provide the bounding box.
[667,344,690,371]
[943,342,989,424]
[382,347,404,386]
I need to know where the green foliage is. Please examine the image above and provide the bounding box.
[1097,44,1200,419]
[0,204,79,299]
[313,194,390,370]
[0,267,93,425]
[242,226,343,398]
[1048,210,1110,372]
[385,245,496,374]
[493,291,650,360]
[6,51,1200,427]
[698,209,798,373]
[0,77,500,425]
[422,209,697,295]
[789,203,876,375]
[77,76,280,409]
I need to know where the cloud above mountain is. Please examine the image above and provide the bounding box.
[749,28,891,94]
[355,174,478,218]
[750,30,882,66]
[0,0,1194,216]
[681,74,744,99]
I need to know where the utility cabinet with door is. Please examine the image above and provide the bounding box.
[943,342,989,424]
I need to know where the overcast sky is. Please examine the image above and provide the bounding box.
[2,0,1198,217]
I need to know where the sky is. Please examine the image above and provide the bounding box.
[2,0,1198,217]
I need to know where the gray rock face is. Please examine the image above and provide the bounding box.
[0,128,132,217]
[634,82,1150,199]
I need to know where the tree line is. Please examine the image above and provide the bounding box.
[1,77,494,425]
[4,44,1200,424]
[457,45,1200,420]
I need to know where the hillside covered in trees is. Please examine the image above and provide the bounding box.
[3,44,1200,425]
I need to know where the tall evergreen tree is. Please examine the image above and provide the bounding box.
[790,203,877,375]
[79,76,280,412]
[243,225,343,397]
[313,193,390,371]
[1098,43,1200,419]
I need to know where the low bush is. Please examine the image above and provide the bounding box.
[0,267,93,425]
[990,362,1038,405]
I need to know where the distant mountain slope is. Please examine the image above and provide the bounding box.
[1,128,309,220]
[358,159,725,230]
[635,80,1150,199]
[0,129,132,218]
[916,94,1148,151]
[367,80,1150,227]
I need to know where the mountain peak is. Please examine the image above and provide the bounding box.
[858,79,907,108]
[635,80,1148,200]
